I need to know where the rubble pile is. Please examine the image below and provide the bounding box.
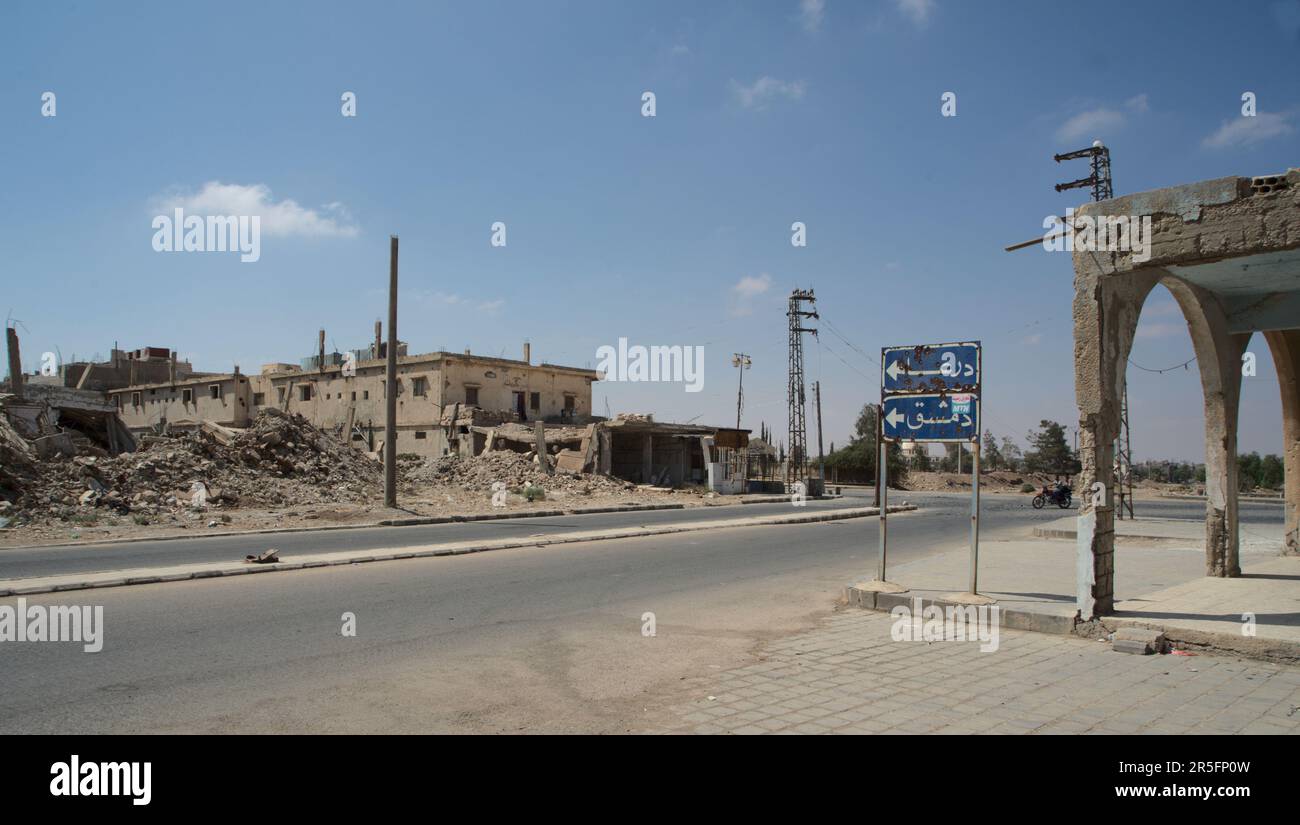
[0,409,381,527]
[403,450,632,495]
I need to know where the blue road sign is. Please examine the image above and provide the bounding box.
[882,393,979,443]
[881,342,980,394]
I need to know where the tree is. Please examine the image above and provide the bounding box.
[909,446,933,472]
[1001,436,1023,473]
[1024,420,1074,473]
[1239,452,1285,490]
[823,404,908,486]
[981,430,1005,471]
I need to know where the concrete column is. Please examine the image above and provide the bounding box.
[1073,265,1157,619]
[1164,278,1248,577]
[642,433,653,484]
[1266,329,1300,556]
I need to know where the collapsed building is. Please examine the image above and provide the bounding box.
[4,326,751,495]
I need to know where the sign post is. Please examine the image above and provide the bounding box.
[876,341,993,604]
[877,404,888,584]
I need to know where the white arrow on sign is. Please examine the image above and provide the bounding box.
[884,408,906,428]
[885,358,944,382]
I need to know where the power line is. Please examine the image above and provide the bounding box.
[1128,355,1197,374]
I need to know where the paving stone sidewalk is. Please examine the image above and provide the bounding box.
[663,610,1300,735]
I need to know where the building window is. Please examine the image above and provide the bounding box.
[131,392,141,408]
[465,386,479,405]
[530,392,540,411]
[253,393,265,405]
[209,384,221,400]
[414,431,427,440]
[564,394,575,411]
[412,377,428,397]
[351,391,357,401]
[182,388,194,404]
[363,390,370,400]
[300,385,312,402]
[277,387,286,404]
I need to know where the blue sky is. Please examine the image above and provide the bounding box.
[2,0,1297,461]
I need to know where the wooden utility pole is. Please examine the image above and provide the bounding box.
[5,327,23,400]
[384,236,399,508]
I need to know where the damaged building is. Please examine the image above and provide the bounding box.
[6,324,752,496]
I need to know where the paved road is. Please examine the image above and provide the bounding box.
[0,490,1278,581]
[0,492,1283,733]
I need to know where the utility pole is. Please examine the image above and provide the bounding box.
[731,353,751,430]
[786,288,818,491]
[1054,139,1113,202]
[1054,139,1132,518]
[5,327,23,401]
[1117,379,1134,519]
[814,380,825,491]
[384,236,399,509]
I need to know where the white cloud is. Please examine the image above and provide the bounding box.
[1201,111,1295,149]
[410,290,503,314]
[800,0,826,32]
[1056,107,1126,143]
[731,76,806,110]
[151,182,358,238]
[1135,322,1187,340]
[729,273,773,317]
[895,0,935,26]
[1054,94,1149,143]
[733,273,773,298]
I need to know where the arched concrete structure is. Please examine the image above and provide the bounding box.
[1071,170,1300,620]
[1264,329,1300,555]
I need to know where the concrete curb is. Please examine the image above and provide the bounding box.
[0,504,917,597]
[842,584,1300,665]
[1033,516,1208,543]
[1157,493,1283,503]
[0,496,852,551]
[0,500,730,551]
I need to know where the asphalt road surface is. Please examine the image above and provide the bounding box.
[0,492,1283,733]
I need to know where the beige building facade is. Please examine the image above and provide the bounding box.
[108,350,599,459]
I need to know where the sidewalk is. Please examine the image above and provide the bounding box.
[664,609,1300,734]
[1033,514,1282,553]
[846,517,1299,662]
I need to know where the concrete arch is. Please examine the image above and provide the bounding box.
[1158,276,1250,577]
[1264,330,1300,555]
[1073,266,1250,617]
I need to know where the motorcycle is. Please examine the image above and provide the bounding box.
[1032,483,1072,510]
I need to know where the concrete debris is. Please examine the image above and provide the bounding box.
[245,548,280,564]
[1113,627,1166,655]
[0,408,381,528]
[401,450,632,496]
